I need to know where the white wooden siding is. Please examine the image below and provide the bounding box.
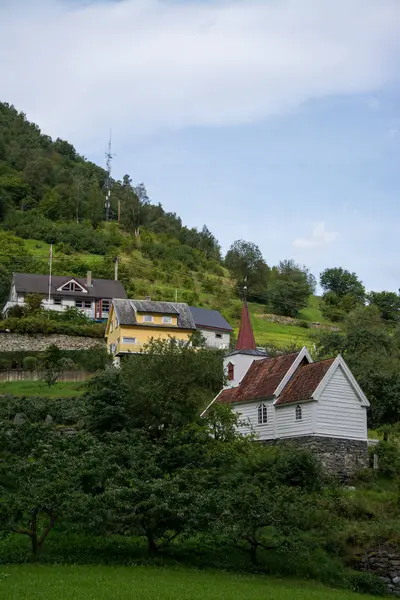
[223,355,264,389]
[233,400,275,440]
[316,365,367,440]
[199,328,230,350]
[275,402,315,438]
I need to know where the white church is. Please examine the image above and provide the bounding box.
[204,302,371,476]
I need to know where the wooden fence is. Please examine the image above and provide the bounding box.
[0,370,93,382]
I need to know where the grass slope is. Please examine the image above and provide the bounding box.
[0,565,374,600]
[20,236,330,351]
[0,380,86,397]
[247,303,318,349]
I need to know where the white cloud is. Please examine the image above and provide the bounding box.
[293,222,338,249]
[1,0,400,149]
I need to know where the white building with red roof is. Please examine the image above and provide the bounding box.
[203,302,371,476]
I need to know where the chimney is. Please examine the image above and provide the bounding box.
[86,271,92,288]
[114,257,119,281]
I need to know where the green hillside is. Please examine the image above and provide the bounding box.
[0,102,333,350]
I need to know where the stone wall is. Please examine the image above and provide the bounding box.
[263,436,369,478]
[0,332,105,352]
[356,543,400,596]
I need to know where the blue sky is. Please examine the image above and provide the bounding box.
[1,0,400,291]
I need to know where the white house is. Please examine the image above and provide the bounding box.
[188,306,233,349]
[3,272,127,321]
[203,302,370,476]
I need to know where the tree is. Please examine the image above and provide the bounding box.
[320,267,366,300]
[209,445,326,565]
[320,268,366,321]
[316,305,400,428]
[86,338,224,437]
[368,291,400,323]
[40,344,63,387]
[0,418,100,560]
[225,240,270,302]
[269,260,315,317]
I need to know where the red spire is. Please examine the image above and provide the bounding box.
[236,302,256,350]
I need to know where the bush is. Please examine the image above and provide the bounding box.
[298,320,310,329]
[274,444,324,491]
[345,571,386,596]
[0,316,105,338]
[22,356,37,370]
[375,441,400,478]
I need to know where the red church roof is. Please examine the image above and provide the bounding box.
[236,302,256,351]
[217,351,300,405]
[275,358,335,405]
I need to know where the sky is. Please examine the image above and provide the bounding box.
[1,0,400,292]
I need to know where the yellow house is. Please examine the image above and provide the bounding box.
[105,298,196,356]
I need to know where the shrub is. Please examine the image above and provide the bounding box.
[0,316,105,338]
[22,356,37,371]
[375,441,400,478]
[345,571,386,596]
[298,320,310,329]
[274,444,324,491]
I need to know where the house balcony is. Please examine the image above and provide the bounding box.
[3,300,109,321]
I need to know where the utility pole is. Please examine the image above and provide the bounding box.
[104,131,115,221]
[114,256,119,281]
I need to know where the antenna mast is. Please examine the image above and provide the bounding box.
[104,131,115,221]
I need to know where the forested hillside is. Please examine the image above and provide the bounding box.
[1,101,399,352]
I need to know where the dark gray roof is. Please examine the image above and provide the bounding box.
[227,348,268,357]
[189,306,233,332]
[113,299,196,330]
[13,273,127,300]
[131,300,179,315]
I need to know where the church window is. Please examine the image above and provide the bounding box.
[257,403,268,424]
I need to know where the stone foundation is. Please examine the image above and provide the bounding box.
[263,436,369,478]
[356,543,400,596]
[0,333,105,352]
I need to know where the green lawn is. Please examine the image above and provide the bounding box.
[0,380,86,397]
[245,303,315,349]
[0,565,375,600]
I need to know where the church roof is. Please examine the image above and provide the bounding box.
[217,351,301,405]
[236,302,256,351]
[275,358,335,405]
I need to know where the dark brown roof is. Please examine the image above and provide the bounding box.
[275,358,335,405]
[217,352,300,405]
[13,273,127,300]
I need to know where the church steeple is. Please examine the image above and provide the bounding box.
[236,301,256,351]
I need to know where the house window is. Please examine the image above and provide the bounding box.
[227,362,234,381]
[143,315,153,323]
[215,333,222,339]
[296,405,302,421]
[76,300,91,309]
[110,322,113,333]
[109,344,116,353]
[54,298,62,306]
[257,403,268,424]
[162,316,173,324]
[122,337,137,344]
[102,300,110,313]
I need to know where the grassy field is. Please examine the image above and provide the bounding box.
[0,565,376,600]
[0,380,87,397]
[245,303,318,349]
